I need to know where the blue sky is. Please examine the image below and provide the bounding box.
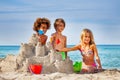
[0,0,120,45]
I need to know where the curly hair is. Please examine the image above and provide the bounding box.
[54,18,65,31]
[33,18,51,32]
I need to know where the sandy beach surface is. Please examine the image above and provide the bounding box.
[0,35,120,80]
[0,69,120,80]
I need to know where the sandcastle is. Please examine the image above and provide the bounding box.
[0,34,73,74]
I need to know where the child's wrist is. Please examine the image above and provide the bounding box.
[97,65,102,69]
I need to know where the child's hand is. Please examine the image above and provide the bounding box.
[97,65,102,71]
[97,65,102,69]
[38,35,47,45]
[56,48,67,52]
[38,30,44,35]
[56,49,60,52]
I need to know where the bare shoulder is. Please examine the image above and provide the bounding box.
[51,33,57,39]
[51,33,56,36]
[90,44,97,49]
[74,44,81,49]
[62,35,67,39]
[44,35,48,38]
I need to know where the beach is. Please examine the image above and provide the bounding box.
[0,35,120,80]
[1,45,120,69]
[0,69,120,80]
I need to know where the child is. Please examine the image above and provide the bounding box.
[33,17,51,45]
[33,18,51,56]
[58,28,102,73]
[50,18,67,57]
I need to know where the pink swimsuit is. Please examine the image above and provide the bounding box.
[80,49,97,67]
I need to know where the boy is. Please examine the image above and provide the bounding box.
[50,18,67,58]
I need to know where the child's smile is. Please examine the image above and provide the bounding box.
[83,33,90,44]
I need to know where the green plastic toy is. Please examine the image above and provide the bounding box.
[57,52,66,60]
[61,52,66,60]
[73,61,82,72]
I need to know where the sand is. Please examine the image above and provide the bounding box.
[0,34,119,80]
[0,69,120,80]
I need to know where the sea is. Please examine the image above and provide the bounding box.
[0,45,120,70]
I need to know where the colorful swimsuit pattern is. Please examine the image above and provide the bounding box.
[80,49,93,55]
[80,48,97,67]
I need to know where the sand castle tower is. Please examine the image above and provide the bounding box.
[0,34,73,74]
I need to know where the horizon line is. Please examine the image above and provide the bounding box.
[0,44,120,46]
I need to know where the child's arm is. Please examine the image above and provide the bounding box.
[38,35,47,45]
[50,34,55,48]
[93,44,102,69]
[36,32,47,45]
[58,45,80,52]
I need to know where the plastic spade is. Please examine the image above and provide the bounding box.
[61,52,66,60]
[38,30,44,35]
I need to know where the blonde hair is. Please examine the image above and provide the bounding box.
[80,28,95,45]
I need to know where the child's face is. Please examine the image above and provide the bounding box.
[56,23,65,32]
[83,33,91,44]
[39,24,48,34]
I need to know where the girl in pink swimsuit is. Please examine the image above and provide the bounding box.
[58,28,102,73]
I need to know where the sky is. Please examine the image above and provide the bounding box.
[0,0,120,45]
